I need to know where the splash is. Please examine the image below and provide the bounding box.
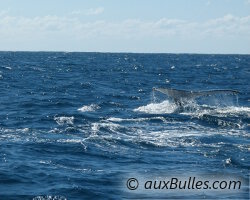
[134,100,177,114]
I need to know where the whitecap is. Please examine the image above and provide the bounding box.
[106,117,124,122]
[54,116,74,125]
[107,116,167,122]
[48,128,62,133]
[78,104,100,112]
[33,195,67,200]
[20,128,29,132]
[91,122,121,133]
[56,138,83,143]
[225,158,232,165]
[39,160,52,164]
[1,66,12,70]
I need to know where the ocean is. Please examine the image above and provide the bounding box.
[0,52,249,199]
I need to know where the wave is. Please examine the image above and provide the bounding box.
[1,66,12,70]
[54,116,74,125]
[180,105,250,119]
[133,99,250,130]
[91,121,122,133]
[78,104,100,112]
[33,195,67,200]
[0,120,248,151]
[214,106,250,116]
[85,120,249,149]
[107,116,167,122]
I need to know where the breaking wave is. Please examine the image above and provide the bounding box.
[54,116,74,125]
[78,104,100,112]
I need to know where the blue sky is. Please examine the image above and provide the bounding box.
[0,0,250,53]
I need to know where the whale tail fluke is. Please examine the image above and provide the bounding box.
[153,87,239,106]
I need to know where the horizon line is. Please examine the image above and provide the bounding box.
[0,50,249,55]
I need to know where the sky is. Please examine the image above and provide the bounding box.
[0,0,250,53]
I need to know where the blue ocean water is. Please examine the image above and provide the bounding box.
[0,52,249,199]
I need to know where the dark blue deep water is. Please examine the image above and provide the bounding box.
[0,52,249,199]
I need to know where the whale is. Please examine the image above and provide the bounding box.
[153,87,239,106]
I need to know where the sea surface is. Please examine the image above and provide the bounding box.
[0,52,249,199]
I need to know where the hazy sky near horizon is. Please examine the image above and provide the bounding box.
[0,0,250,53]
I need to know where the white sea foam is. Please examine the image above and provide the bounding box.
[214,106,250,115]
[78,104,100,112]
[48,128,62,134]
[181,105,250,118]
[91,122,121,133]
[54,116,74,125]
[131,127,248,148]
[106,117,124,122]
[20,128,29,132]
[39,160,52,164]
[56,138,83,143]
[107,116,167,122]
[85,124,213,148]
[134,100,177,114]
